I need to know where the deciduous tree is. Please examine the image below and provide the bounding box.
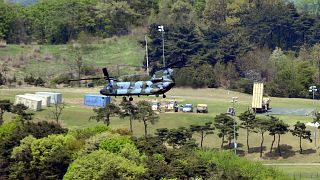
[63,150,145,180]
[51,102,65,124]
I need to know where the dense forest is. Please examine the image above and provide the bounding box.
[2,0,320,98]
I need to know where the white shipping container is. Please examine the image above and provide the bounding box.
[35,92,62,104]
[24,94,51,107]
[15,95,42,111]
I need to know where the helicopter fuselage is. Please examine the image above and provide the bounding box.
[99,67,175,98]
[100,80,175,97]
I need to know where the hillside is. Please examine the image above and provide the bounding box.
[0,36,145,80]
[2,0,320,98]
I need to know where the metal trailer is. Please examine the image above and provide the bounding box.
[15,95,42,111]
[35,92,62,104]
[84,94,111,108]
[24,93,51,107]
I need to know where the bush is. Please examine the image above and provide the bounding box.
[196,150,288,180]
[51,74,71,85]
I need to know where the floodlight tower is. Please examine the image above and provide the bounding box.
[231,96,238,155]
[158,25,165,67]
[309,85,318,148]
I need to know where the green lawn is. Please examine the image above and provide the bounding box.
[1,87,320,177]
[269,166,320,180]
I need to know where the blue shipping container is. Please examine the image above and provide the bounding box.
[84,94,111,108]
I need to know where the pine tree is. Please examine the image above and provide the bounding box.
[190,122,214,147]
[90,103,120,126]
[291,121,312,154]
[255,117,271,157]
[238,110,257,153]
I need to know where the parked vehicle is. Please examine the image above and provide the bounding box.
[182,104,193,112]
[196,104,208,113]
[165,100,178,112]
[179,105,184,112]
[151,101,161,111]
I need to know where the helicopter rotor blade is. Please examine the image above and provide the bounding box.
[69,77,103,82]
[102,67,112,84]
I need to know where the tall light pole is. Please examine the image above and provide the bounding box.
[309,85,318,148]
[158,25,165,67]
[145,35,149,75]
[231,96,238,155]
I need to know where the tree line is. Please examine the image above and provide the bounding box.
[3,0,320,97]
[0,0,157,44]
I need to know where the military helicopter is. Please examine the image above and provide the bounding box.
[71,61,181,101]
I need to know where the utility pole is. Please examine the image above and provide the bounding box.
[145,35,149,75]
[158,25,165,67]
[309,85,318,149]
[232,96,238,155]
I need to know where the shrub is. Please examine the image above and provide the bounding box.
[196,150,288,180]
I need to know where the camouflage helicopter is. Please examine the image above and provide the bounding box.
[71,61,180,101]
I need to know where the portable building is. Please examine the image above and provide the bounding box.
[84,94,110,108]
[35,92,62,104]
[15,95,42,111]
[24,93,51,107]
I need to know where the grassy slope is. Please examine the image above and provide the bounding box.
[0,36,145,78]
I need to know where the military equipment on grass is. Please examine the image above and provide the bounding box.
[24,93,51,107]
[36,92,62,104]
[151,100,161,111]
[70,61,183,101]
[251,83,271,113]
[196,104,208,113]
[15,95,42,111]
[182,104,193,112]
[165,100,178,112]
[84,94,111,108]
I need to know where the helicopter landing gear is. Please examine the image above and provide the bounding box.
[163,94,166,98]
[122,97,127,101]
[129,97,133,101]
[155,94,159,97]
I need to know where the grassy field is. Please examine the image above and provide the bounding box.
[1,87,320,177]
